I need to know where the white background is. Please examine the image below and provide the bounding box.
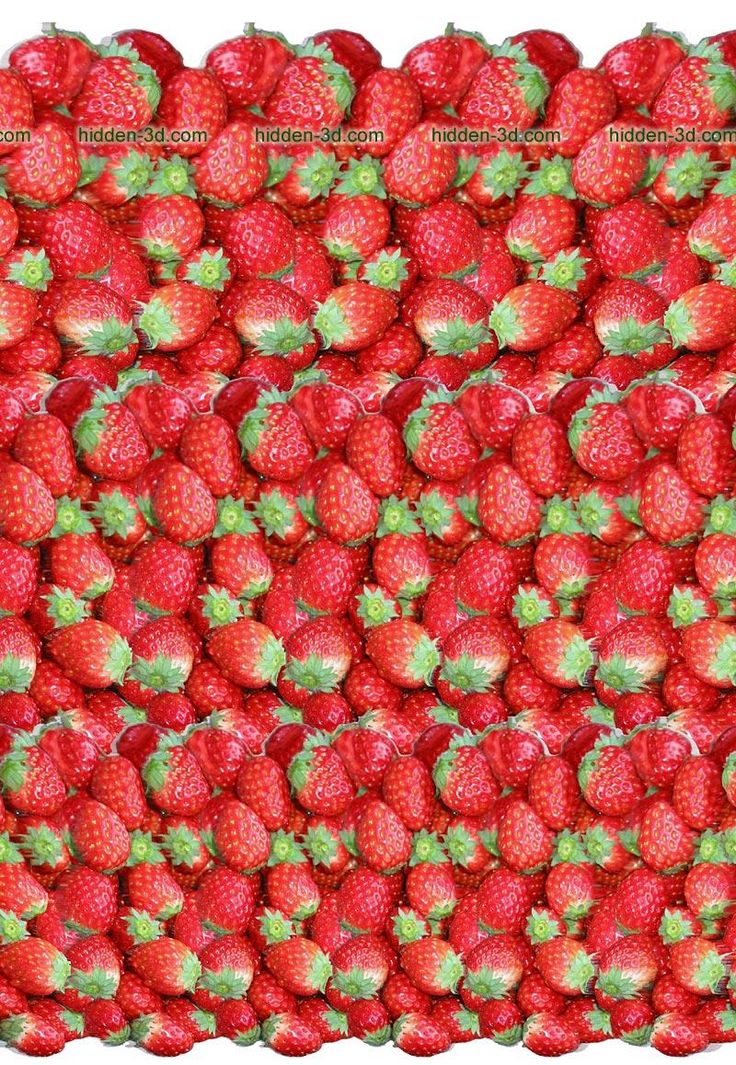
[4,0,733,1059]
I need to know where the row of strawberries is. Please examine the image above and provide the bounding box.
[0,24,736,402]
[1,711,736,1058]
[2,372,736,735]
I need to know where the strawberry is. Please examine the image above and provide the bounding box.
[139,282,217,351]
[157,66,226,154]
[67,799,130,872]
[665,283,736,351]
[72,42,160,130]
[315,282,396,351]
[412,280,496,367]
[237,388,315,481]
[0,936,70,996]
[0,857,48,919]
[506,193,578,262]
[150,462,217,545]
[652,44,736,131]
[131,1011,194,1055]
[401,936,463,997]
[207,619,285,688]
[129,936,201,997]
[459,43,548,130]
[383,122,459,207]
[134,194,205,262]
[4,121,81,205]
[366,619,439,689]
[572,126,649,206]
[538,67,616,157]
[598,28,686,108]
[49,619,131,688]
[141,734,210,817]
[264,43,354,132]
[404,390,479,481]
[217,199,295,278]
[650,1012,709,1056]
[230,280,315,363]
[536,936,596,995]
[212,798,270,873]
[402,29,489,109]
[0,1012,67,1056]
[9,27,96,106]
[408,201,483,280]
[579,739,645,816]
[73,389,150,481]
[497,797,554,872]
[592,199,671,279]
[682,620,736,688]
[392,1012,452,1055]
[314,463,378,543]
[524,619,594,688]
[489,282,578,350]
[287,737,355,816]
[354,798,412,873]
[266,935,332,996]
[204,28,291,107]
[128,538,199,617]
[262,1012,323,1055]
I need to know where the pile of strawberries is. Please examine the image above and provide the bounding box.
[2,17,736,1059]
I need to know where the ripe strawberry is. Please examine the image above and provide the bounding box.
[314,282,396,351]
[536,936,596,996]
[9,28,96,107]
[382,122,460,207]
[524,619,594,688]
[211,798,270,873]
[266,935,332,996]
[459,43,548,129]
[72,42,160,130]
[665,282,736,351]
[579,739,645,816]
[0,937,71,996]
[204,29,291,107]
[650,1012,709,1056]
[569,393,644,479]
[490,282,578,350]
[653,44,736,131]
[404,390,480,481]
[4,121,81,205]
[538,67,616,156]
[392,1011,452,1055]
[497,798,554,872]
[0,1012,67,1056]
[409,200,483,280]
[402,29,488,109]
[592,199,671,279]
[366,619,439,689]
[131,1011,194,1055]
[139,282,217,351]
[572,127,649,206]
[49,619,131,688]
[682,620,736,689]
[262,1012,323,1055]
[67,799,130,872]
[401,936,463,997]
[598,29,685,108]
[264,43,354,131]
[207,619,285,688]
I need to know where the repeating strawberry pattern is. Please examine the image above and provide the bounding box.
[0,19,736,1060]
